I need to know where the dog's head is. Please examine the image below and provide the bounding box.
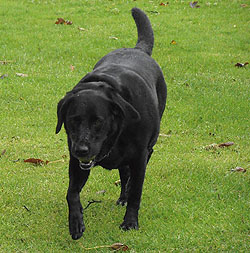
[56,85,140,170]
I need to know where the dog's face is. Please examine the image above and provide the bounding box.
[56,90,114,169]
[67,93,113,169]
[56,87,141,170]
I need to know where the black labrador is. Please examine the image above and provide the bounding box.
[56,7,167,240]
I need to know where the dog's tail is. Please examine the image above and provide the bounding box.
[132,8,154,56]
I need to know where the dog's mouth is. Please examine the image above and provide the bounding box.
[79,159,95,170]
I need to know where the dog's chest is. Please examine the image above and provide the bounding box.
[98,141,135,170]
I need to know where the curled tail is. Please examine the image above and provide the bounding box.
[132,8,154,56]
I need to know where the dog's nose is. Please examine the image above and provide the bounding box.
[75,145,89,157]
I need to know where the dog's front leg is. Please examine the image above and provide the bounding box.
[67,156,90,240]
[117,166,131,206]
[120,153,147,230]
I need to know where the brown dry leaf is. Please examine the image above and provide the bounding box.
[235,62,249,68]
[24,158,49,165]
[55,18,73,25]
[240,4,248,8]
[218,142,234,147]
[16,73,28,77]
[65,20,73,25]
[204,141,234,150]
[55,18,65,24]
[110,243,129,251]
[170,40,177,45]
[231,167,246,173]
[82,242,128,251]
[160,2,169,6]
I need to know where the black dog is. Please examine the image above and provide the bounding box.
[56,8,167,240]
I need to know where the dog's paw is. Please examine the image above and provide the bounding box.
[119,220,139,231]
[116,197,127,206]
[69,211,85,240]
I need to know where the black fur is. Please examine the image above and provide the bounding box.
[56,8,167,240]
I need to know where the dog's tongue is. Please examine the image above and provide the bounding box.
[79,160,95,170]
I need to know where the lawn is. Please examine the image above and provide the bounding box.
[0,0,249,252]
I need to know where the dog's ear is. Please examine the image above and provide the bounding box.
[111,93,140,123]
[56,94,73,134]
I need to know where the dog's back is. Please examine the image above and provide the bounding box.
[81,8,167,119]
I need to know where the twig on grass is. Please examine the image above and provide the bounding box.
[0,60,15,64]
[48,159,65,164]
[83,199,102,210]
[80,242,129,251]
[23,205,30,212]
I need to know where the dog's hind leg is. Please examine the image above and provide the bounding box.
[120,150,148,231]
[116,166,131,206]
[66,155,90,240]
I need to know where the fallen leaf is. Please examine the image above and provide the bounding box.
[65,20,73,25]
[231,167,246,173]
[0,74,8,79]
[170,40,177,45]
[82,242,129,251]
[203,142,234,150]
[235,62,249,68]
[24,158,49,165]
[240,4,248,8]
[189,1,200,8]
[70,65,75,71]
[218,142,234,147]
[110,243,129,251]
[55,18,65,24]
[16,73,28,77]
[55,18,72,25]
[160,2,169,6]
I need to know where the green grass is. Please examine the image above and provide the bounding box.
[0,0,249,252]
